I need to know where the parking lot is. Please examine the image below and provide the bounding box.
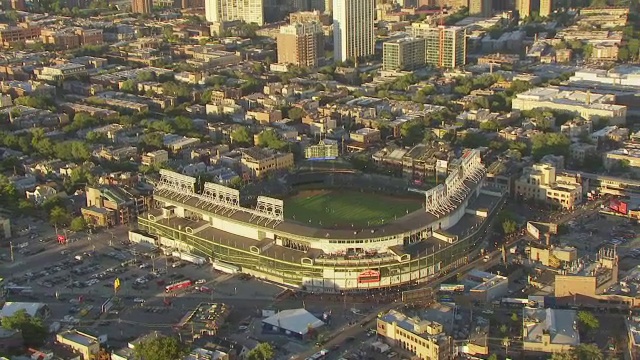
[0,221,294,346]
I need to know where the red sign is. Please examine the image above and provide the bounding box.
[610,199,629,215]
[57,235,66,244]
[358,269,380,284]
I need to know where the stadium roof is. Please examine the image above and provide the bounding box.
[262,308,324,335]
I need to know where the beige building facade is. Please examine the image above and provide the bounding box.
[377,310,453,360]
[515,164,583,210]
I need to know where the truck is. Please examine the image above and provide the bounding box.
[212,261,240,274]
[171,251,206,265]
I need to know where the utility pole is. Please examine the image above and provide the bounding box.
[9,241,14,262]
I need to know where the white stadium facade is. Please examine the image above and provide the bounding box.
[137,149,507,292]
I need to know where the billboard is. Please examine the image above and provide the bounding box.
[101,297,113,313]
[610,199,629,215]
[527,222,540,240]
[401,287,435,305]
[357,269,380,284]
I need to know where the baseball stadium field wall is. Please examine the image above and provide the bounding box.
[138,150,507,292]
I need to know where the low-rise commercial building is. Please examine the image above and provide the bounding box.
[84,185,152,226]
[56,330,100,360]
[0,23,41,46]
[141,150,169,166]
[377,309,453,360]
[466,269,509,302]
[512,88,627,125]
[240,147,294,178]
[38,63,88,82]
[515,163,583,210]
[522,308,580,353]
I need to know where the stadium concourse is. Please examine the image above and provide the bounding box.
[137,149,507,293]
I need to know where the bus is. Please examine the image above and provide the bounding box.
[165,280,192,293]
[438,284,465,293]
[501,298,529,308]
[5,286,32,295]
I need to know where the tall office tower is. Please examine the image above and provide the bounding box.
[539,0,552,17]
[382,37,427,71]
[131,0,152,13]
[469,0,492,17]
[277,22,324,68]
[205,0,265,25]
[418,26,466,69]
[332,0,375,63]
[516,0,531,18]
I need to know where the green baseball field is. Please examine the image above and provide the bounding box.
[283,189,423,228]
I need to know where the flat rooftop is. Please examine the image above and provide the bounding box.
[59,331,97,347]
[523,308,579,346]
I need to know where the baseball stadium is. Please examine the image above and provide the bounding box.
[137,149,507,292]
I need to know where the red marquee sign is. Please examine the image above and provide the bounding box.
[358,269,380,284]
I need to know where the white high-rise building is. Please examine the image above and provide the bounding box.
[205,0,265,26]
[332,0,375,63]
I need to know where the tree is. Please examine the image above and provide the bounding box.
[577,311,599,331]
[510,312,519,322]
[550,352,574,360]
[572,343,603,360]
[174,116,194,133]
[1,309,47,347]
[120,80,137,93]
[13,95,55,111]
[246,343,274,360]
[231,127,252,146]
[86,131,107,144]
[400,121,425,146]
[499,324,508,334]
[288,107,305,122]
[133,336,187,360]
[50,206,70,227]
[531,133,570,160]
[142,132,165,150]
[257,129,286,150]
[497,211,518,235]
[479,120,499,132]
[69,216,87,232]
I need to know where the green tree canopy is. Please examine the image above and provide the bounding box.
[133,336,188,360]
[400,121,425,146]
[50,206,71,227]
[531,133,570,160]
[69,216,87,232]
[13,95,55,111]
[257,129,286,150]
[288,107,305,122]
[231,127,252,146]
[246,343,275,360]
[1,309,47,347]
[572,343,603,360]
[577,311,599,331]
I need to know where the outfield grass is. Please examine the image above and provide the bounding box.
[284,189,423,228]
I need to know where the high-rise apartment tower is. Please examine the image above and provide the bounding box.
[131,0,153,13]
[277,21,324,68]
[205,0,265,25]
[332,0,375,63]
